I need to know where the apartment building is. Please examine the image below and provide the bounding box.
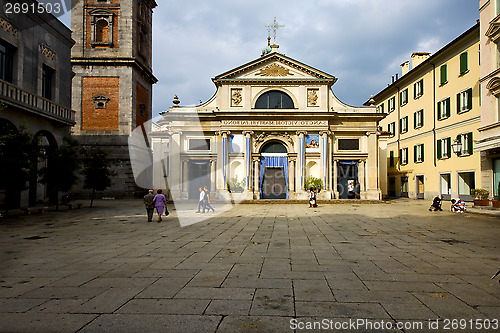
[370,23,480,201]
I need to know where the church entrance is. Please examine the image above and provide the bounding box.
[337,161,359,199]
[260,141,289,199]
[188,160,210,200]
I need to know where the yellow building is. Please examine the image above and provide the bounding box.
[370,23,480,201]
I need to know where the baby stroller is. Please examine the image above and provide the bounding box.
[429,196,443,211]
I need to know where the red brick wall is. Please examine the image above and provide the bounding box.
[82,77,120,131]
[136,83,149,127]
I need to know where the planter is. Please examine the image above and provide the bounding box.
[473,199,490,206]
[492,200,500,208]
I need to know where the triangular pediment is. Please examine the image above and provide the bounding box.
[213,53,337,84]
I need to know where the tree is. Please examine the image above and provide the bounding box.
[82,147,116,207]
[39,136,82,211]
[0,124,37,215]
[304,176,323,192]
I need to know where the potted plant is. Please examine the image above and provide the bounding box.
[471,188,490,206]
[492,182,500,208]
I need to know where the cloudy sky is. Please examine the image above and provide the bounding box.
[61,0,478,116]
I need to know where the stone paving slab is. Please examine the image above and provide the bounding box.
[0,198,498,332]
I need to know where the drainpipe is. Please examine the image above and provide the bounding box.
[396,86,401,172]
[432,63,437,167]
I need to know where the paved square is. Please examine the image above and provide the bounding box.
[0,199,498,332]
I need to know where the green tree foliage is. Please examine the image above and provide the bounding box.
[228,176,245,193]
[39,136,81,209]
[82,147,116,207]
[304,176,323,192]
[0,124,37,213]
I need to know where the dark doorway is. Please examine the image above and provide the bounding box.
[261,167,287,199]
[188,161,210,200]
[416,175,424,199]
[337,162,359,199]
[389,177,396,197]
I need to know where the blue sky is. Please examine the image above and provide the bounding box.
[61,0,479,116]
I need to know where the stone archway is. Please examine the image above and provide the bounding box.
[32,130,58,205]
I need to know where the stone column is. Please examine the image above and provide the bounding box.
[288,158,296,194]
[296,131,307,191]
[366,131,381,200]
[243,131,254,190]
[210,159,216,193]
[358,160,365,199]
[253,156,260,199]
[169,130,182,200]
[182,160,189,197]
[333,160,338,199]
[320,131,331,193]
[221,131,230,189]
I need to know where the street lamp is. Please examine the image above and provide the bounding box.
[452,139,462,155]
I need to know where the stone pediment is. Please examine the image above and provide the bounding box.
[487,14,500,43]
[213,53,337,84]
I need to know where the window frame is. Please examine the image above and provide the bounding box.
[400,116,408,134]
[388,96,395,113]
[400,147,408,165]
[188,138,212,152]
[414,109,424,129]
[414,79,424,99]
[414,144,424,163]
[437,97,451,120]
[388,122,395,137]
[457,88,473,114]
[457,132,473,157]
[437,137,451,160]
[400,88,408,106]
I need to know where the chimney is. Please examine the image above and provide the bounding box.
[401,61,410,76]
[411,52,430,69]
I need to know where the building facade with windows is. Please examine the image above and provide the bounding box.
[150,45,387,201]
[71,0,158,198]
[477,0,500,199]
[0,0,75,208]
[370,23,481,201]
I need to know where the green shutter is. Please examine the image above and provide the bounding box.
[467,132,473,155]
[414,83,417,99]
[440,64,447,84]
[446,97,451,117]
[437,101,442,120]
[414,112,417,128]
[447,138,451,158]
[467,88,473,110]
[421,110,424,126]
[457,135,462,157]
[437,139,442,159]
[457,92,461,113]
[421,79,424,96]
[421,144,424,162]
[460,52,468,74]
[414,145,417,163]
[399,149,402,164]
[390,151,394,167]
[399,119,402,133]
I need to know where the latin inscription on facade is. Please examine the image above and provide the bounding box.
[222,120,327,126]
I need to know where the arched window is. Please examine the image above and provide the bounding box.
[96,20,109,43]
[255,90,294,109]
[261,141,287,154]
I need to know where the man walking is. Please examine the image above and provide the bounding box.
[143,189,155,222]
[204,186,215,212]
[196,187,206,213]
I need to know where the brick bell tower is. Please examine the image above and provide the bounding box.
[71,0,157,198]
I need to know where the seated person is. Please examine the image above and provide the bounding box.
[429,196,443,211]
[451,198,466,213]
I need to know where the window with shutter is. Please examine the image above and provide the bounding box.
[388,97,395,112]
[467,132,473,155]
[459,52,468,74]
[457,88,472,113]
[438,98,450,120]
[440,64,447,85]
[400,89,408,106]
[446,138,451,158]
[414,79,423,99]
[390,151,394,167]
[445,97,451,118]
[437,139,442,159]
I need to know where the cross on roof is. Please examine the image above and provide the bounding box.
[265,17,285,44]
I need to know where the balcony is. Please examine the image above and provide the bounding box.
[0,79,75,126]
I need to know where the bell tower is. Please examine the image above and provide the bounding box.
[71,0,158,197]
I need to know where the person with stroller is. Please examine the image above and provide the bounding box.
[451,198,466,213]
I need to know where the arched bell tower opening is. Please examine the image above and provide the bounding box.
[259,141,289,199]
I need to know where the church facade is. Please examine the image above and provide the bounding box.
[151,45,388,201]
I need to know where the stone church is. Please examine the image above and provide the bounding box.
[150,43,388,201]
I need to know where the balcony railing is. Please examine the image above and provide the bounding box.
[0,79,75,125]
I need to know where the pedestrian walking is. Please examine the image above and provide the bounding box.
[153,189,168,222]
[309,187,317,208]
[143,189,155,222]
[203,186,215,212]
[196,187,206,213]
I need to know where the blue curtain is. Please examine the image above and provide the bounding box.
[339,161,358,166]
[260,156,289,198]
